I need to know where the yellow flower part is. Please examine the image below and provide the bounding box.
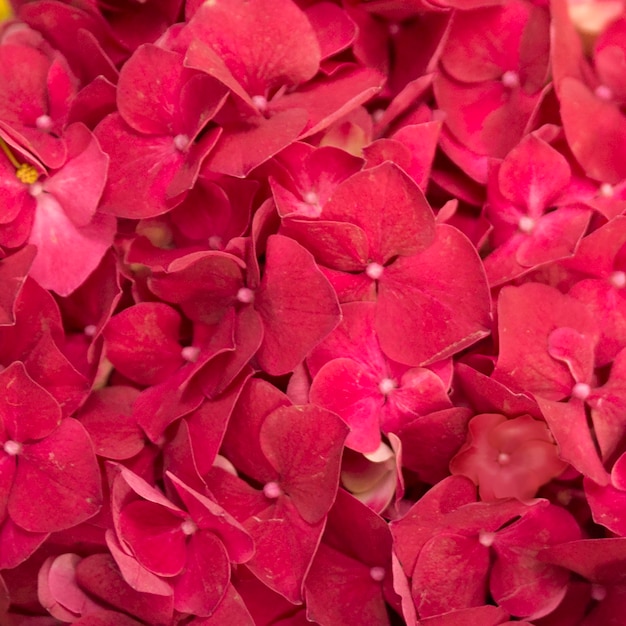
[0,0,12,21]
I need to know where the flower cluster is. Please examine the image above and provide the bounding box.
[1,0,626,624]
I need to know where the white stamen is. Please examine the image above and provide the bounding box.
[369,566,386,581]
[599,182,614,197]
[181,346,200,363]
[84,324,97,337]
[236,287,254,303]
[365,262,384,280]
[263,481,282,499]
[610,271,626,289]
[572,382,591,400]
[595,85,613,101]
[208,235,223,250]
[303,191,318,205]
[181,519,198,536]
[36,114,53,131]
[497,452,510,465]
[378,378,396,395]
[29,181,44,197]
[478,531,496,547]
[518,216,535,233]
[173,134,189,151]
[3,440,22,456]
[501,70,520,89]
[252,95,268,113]
[591,583,607,601]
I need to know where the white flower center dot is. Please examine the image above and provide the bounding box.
[600,182,614,197]
[29,181,44,197]
[208,235,223,250]
[366,262,384,280]
[84,324,97,337]
[369,566,385,581]
[3,440,22,456]
[497,452,510,465]
[263,481,282,499]
[181,346,200,363]
[252,95,268,113]
[610,271,626,289]
[236,287,255,304]
[595,85,613,101]
[378,378,396,395]
[502,70,520,89]
[518,216,535,233]
[173,134,189,151]
[181,519,198,536]
[591,583,607,602]
[478,531,496,547]
[36,114,53,131]
[303,191,318,205]
[572,382,591,400]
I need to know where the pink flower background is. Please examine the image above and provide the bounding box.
[0,0,626,624]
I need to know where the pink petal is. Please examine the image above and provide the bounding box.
[377,225,491,366]
[412,533,490,617]
[559,77,626,184]
[185,0,321,95]
[76,553,174,625]
[103,303,184,386]
[172,531,230,616]
[309,358,382,453]
[76,386,144,460]
[29,194,116,296]
[119,500,187,577]
[260,404,348,523]
[255,235,341,375]
[0,361,61,442]
[43,123,109,227]
[11,418,102,533]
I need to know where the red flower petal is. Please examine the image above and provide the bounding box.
[10,418,102,533]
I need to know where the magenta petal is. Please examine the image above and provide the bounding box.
[0,361,61,441]
[321,162,436,261]
[75,553,174,625]
[491,504,581,618]
[172,531,230,616]
[106,531,174,597]
[498,134,570,211]
[260,404,348,523]
[44,553,102,617]
[377,225,491,366]
[560,77,626,184]
[310,358,381,453]
[585,478,626,536]
[119,500,187,577]
[103,303,183,386]
[186,0,321,95]
[412,533,489,617]
[306,544,390,626]
[245,498,325,603]
[11,419,101,533]
[43,123,109,228]
[536,398,608,485]
[167,473,254,564]
[0,517,47,570]
[0,245,36,326]
[206,109,309,177]
[29,197,116,297]
[255,235,341,375]
[95,114,186,219]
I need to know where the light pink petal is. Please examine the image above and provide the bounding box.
[29,194,116,296]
